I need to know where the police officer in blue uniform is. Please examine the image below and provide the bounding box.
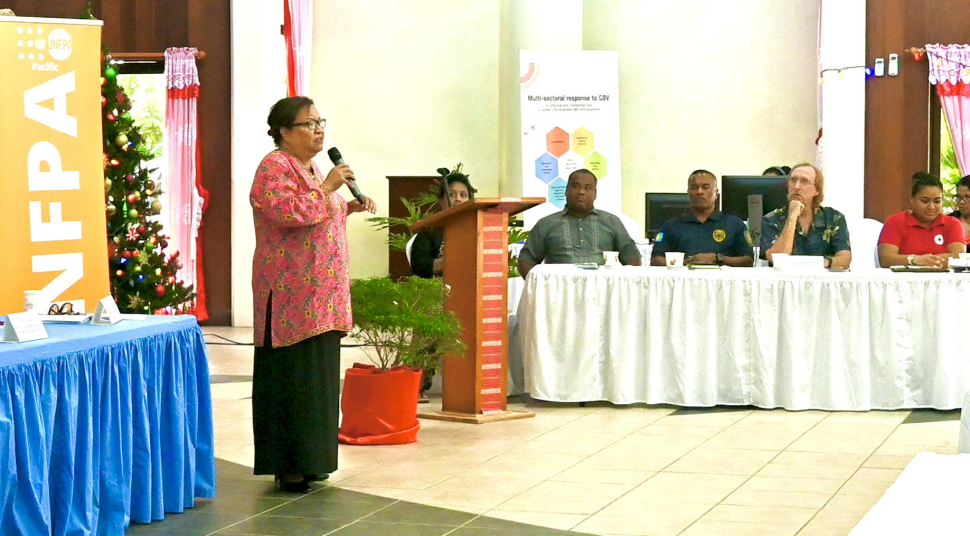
[650,170,754,267]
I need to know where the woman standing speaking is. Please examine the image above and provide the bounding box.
[249,96,375,491]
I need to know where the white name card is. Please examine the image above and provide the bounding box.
[1,312,49,343]
[92,296,123,325]
[773,254,825,271]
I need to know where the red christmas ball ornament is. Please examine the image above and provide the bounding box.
[136,225,146,234]
[160,239,169,249]
[106,113,116,121]
[121,251,132,259]
[155,284,166,297]
[116,270,124,277]
[125,174,135,184]
[127,193,138,203]
[101,96,107,107]
[146,180,156,190]
[132,250,140,258]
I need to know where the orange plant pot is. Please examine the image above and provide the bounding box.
[338,363,422,445]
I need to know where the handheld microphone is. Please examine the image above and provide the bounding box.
[326,147,366,204]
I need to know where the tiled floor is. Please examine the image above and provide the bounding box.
[126,326,962,536]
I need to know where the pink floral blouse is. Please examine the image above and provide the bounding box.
[250,150,352,348]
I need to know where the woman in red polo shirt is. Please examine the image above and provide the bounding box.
[877,173,967,267]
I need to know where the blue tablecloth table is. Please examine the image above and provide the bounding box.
[0,315,216,535]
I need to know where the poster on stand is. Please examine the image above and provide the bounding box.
[0,16,108,316]
[520,50,622,229]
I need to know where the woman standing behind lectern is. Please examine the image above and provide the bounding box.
[249,96,375,491]
[409,171,477,278]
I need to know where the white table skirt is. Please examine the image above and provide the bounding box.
[849,452,970,535]
[507,242,652,314]
[515,265,970,410]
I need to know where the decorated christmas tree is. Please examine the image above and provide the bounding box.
[100,51,196,314]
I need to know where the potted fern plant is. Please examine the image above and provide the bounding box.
[366,186,439,255]
[338,276,465,445]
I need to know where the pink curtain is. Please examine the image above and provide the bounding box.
[283,0,313,97]
[164,47,208,320]
[926,44,970,174]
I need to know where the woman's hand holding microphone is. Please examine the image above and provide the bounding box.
[322,163,376,214]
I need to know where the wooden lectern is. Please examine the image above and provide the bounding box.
[411,197,544,423]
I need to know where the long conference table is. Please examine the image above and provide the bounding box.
[513,265,970,410]
[0,315,215,535]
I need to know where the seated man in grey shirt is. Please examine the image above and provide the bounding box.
[518,168,642,277]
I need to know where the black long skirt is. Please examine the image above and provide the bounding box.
[252,294,340,476]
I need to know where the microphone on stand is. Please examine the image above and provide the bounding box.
[436,167,454,209]
[326,147,366,204]
[748,194,763,264]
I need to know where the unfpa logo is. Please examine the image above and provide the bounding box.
[15,26,71,69]
[47,28,72,61]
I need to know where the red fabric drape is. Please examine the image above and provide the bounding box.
[937,81,970,98]
[193,143,209,320]
[164,47,208,320]
[283,0,313,97]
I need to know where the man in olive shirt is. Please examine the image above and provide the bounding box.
[650,170,754,266]
[518,169,642,277]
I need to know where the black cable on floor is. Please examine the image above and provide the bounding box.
[201,333,251,345]
[201,332,372,348]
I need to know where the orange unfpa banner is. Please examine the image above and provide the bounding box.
[0,16,108,316]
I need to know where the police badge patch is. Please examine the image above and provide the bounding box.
[713,229,727,243]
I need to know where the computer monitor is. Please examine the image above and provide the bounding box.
[644,192,691,241]
[720,175,789,221]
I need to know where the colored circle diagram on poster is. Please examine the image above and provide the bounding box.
[534,126,607,208]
